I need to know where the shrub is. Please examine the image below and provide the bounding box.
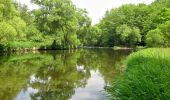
[146,29,165,47]
[116,24,141,47]
[0,21,17,44]
[146,21,170,47]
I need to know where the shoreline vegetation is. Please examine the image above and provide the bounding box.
[0,0,170,99]
[0,46,142,52]
[0,45,79,52]
[107,48,170,99]
[0,0,170,52]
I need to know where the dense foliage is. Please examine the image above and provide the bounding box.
[108,48,170,100]
[0,0,93,50]
[97,0,170,47]
[0,0,170,50]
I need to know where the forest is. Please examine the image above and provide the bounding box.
[0,0,170,51]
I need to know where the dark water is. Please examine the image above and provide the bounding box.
[0,48,132,100]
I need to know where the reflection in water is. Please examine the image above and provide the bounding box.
[71,70,105,100]
[14,87,38,100]
[0,48,132,100]
[30,74,51,84]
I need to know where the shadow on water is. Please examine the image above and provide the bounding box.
[0,48,133,100]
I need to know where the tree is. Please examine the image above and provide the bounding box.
[15,3,34,25]
[146,29,165,47]
[158,21,170,45]
[0,21,17,44]
[25,24,42,42]
[31,0,79,48]
[116,24,141,47]
[0,0,18,20]
[146,21,170,47]
[98,4,149,47]
[8,17,26,40]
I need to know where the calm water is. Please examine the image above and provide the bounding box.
[0,48,132,100]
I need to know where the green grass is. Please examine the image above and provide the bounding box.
[108,48,170,100]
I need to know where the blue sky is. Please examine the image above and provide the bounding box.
[16,0,154,25]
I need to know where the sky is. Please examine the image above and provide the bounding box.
[16,0,155,25]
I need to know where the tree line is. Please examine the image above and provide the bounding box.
[96,0,170,47]
[0,0,170,51]
[0,0,95,50]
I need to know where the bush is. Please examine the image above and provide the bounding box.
[116,24,141,47]
[146,21,170,47]
[0,21,17,44]
[108,48,170,100]
[7,41,36,49]
[146,29,165,47]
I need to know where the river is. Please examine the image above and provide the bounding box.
[0,48,132,100]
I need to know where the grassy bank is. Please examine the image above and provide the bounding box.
[108,48,170,100]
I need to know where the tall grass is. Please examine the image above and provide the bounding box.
[108,48,170,100]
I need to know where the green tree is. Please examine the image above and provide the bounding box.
[15,3,34,25]
[31,0,79,48]
[8,17,26,40]
[0,21,17,44]
[25,24,42,42]
[146,29,165,47]
[146,21,170,47]
[158,21,170,45]
[0,0,18,20]
[98,4,149,47]
[76,9,92,46]
[116,24,141,47]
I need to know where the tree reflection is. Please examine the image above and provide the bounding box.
[29,51,90,100]
[0,49,132,100]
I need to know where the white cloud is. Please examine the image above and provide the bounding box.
[16,0,155,25]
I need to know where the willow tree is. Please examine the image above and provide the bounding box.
[31,0,80,48]
[0,0,21,47]
[0,0,18,20]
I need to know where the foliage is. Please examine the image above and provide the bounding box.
[8,17,27,39]
[116,24,141,47]
[97,0,170,47]
[107,48,170,100]
[0,0,95,50]
[146,21,170,47]
[146,29,165,47]
[1,0,170,50]
[0,0,18,20]
[98,4,150,47]
[25,24,42,42]
[158,21,170,46]
[0,21,17,44]
[31,0,80,47]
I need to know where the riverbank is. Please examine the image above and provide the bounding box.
[0,41,79,52]
[108,48,170,99]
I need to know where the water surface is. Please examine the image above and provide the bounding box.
[0,49,132,100]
